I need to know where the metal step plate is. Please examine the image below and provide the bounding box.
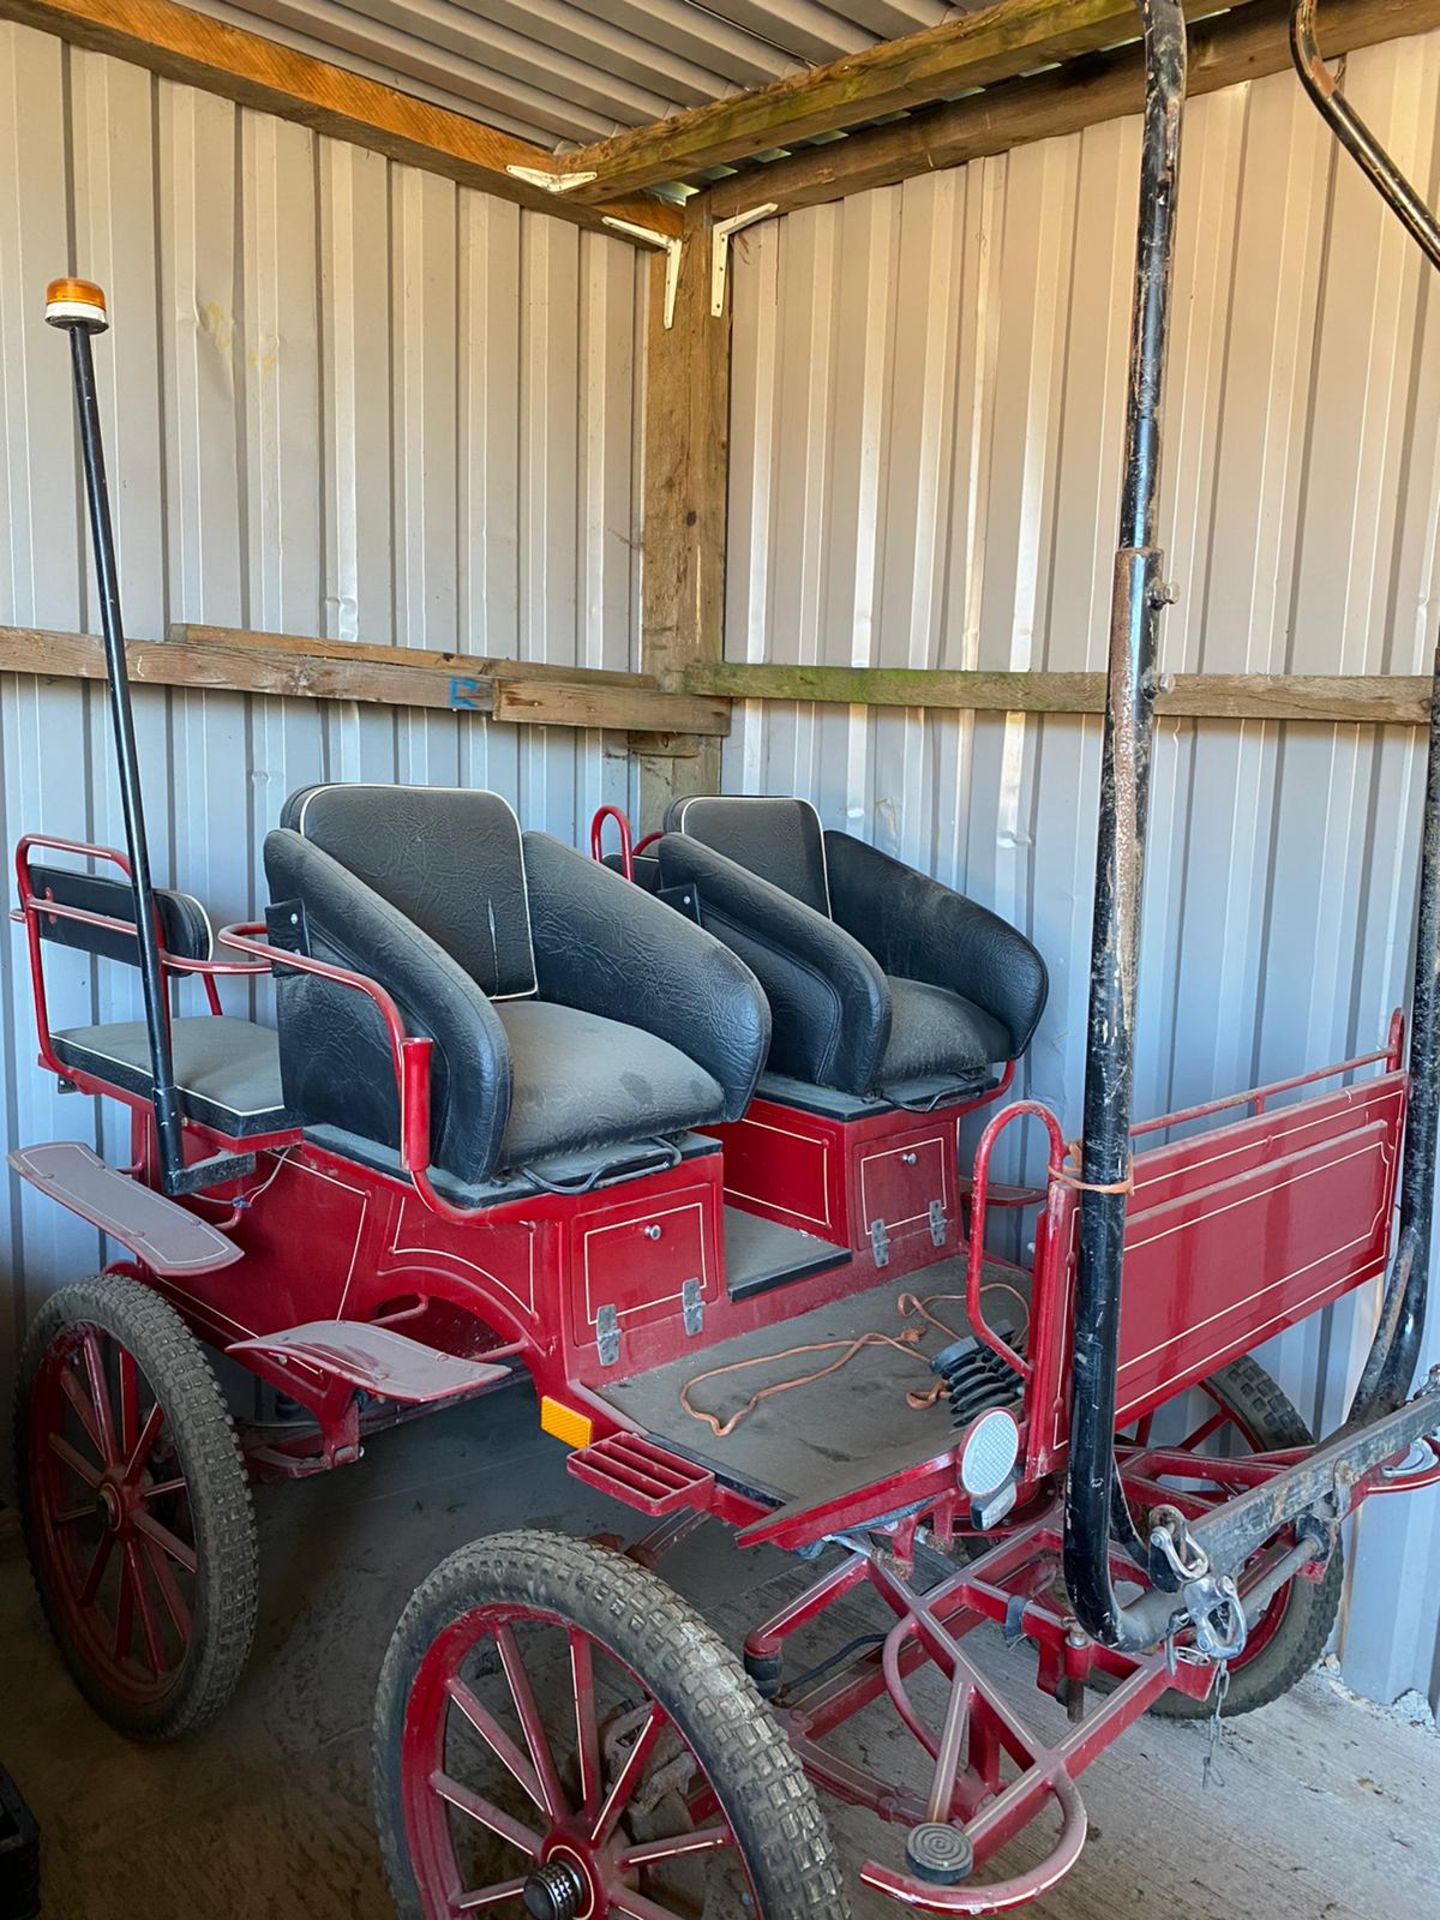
[8,1141,241,1275]
[227,1321,514,1405]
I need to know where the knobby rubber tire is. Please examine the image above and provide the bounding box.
[374,1529,851,1920]
[15,1274,259,1740]
[1141,1354,1344,1720]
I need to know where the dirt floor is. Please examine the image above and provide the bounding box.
[3,1383,1437,1920]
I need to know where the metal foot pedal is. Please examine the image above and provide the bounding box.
[567,1433,715,1515]
[227,1322,513,1404]
[8,1141,241,1275]
[905,1823,973,1887]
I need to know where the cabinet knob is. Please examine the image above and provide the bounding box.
[902,1151,918,1166]
[644,1224,663,1241]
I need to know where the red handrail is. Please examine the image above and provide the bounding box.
[589,805,634,882]
[965,1100,1066,1381]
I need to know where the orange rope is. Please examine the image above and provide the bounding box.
[680,1283,1031,1437]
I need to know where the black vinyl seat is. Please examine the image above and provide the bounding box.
[655,795,1047,1101]
[265,785,770,1184]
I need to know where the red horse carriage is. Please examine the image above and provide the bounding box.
[10,0,1440,1914]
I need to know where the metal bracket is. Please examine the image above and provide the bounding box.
[596,1304,621,1369]
[870,1218,892,1269]
[711,204,777,317]
[602,217,684,328]
[681,1277,704,1338]
[928,1198,948,1248]
[505,165,598,194]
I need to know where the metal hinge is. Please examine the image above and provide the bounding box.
[682,1277,705,1338]
[929,1199,949,1248]
[596,1304,621,1369]
[870,1218,891,1268]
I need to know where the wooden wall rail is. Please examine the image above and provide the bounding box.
[2,626,1433,731]
[690,661,1435,726]
[0,625,729,750]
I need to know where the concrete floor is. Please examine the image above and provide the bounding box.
[3,1385,1437,1920]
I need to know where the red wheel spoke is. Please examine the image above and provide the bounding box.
[126,1541,167,1679]
[1179,1407,1229,1452]
[117,1348,140,1460]
[140,1476,188,1501]
[495,1625,567,1820]
[78,1528,116,1606]
[125,1402,167,1484]
[49,1433,103,1490]
[82,1333,120,1463]
[570,1631,602,1817]
[430,1770,541,1859]
[609,1887,699,1920]
[132,1511,198,1576]
[142,1537,193,1643]
[590,1702,664,1848]
[113,1544,136,1666]
[53,1500,99,1527]
[59,1364,107,1463]
[617,1826,731,1871]
[445,1676,546,1812]
[454,1880,528,1912]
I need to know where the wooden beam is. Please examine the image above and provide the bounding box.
[637,201,734,824]
[692,660,1435,726]
[708,0,1440,219]
[0,0,681,239]
[0,625,729,737]
[561,0,1247,203]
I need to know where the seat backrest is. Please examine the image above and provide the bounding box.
[664,795,831,916]
[283,784,536,999]
[28,865,212,967]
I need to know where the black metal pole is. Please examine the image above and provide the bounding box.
[1063,0,1188,1650]
[48,283,187,1194]
[1288,0,1440,1422]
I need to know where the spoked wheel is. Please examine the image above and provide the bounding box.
[1111,1353,1344,1719]
[374,1530,849,1920]
[15,1275,258,1740]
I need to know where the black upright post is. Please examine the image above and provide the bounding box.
[47,280,187,1194]
[1062,0,1188,1649]
[1289,0,1440,1421]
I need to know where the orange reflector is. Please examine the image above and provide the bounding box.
[45,276,108,330]
[540,1397,594,1451]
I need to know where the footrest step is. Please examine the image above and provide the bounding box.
[567,1433,714,1516]
[227,1321,513,1405]
[8,1141,241,1275]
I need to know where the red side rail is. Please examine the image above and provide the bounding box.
[217,922,485,1228]
[13,834,268,1076]
[587,806,660,884]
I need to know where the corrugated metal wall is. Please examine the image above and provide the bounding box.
[725,38,1440,1710]
[0,23,647,1403]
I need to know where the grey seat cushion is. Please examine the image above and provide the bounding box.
[51,1016,291,1137]
[879,977,1013,1088]
[494,1000,726,1167]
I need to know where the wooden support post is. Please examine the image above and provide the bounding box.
[638,198,731,828]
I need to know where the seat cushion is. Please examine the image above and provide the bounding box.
[878,977,1013,1088]
[494,1000,725,1167]
[665,795,831,916]
[283,784,537,998]
[51,1016,292,1137]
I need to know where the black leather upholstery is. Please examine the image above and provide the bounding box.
[30,865,212,967]
[265,787,771,1184]
[283,784,536,998]
[826,834,1048,1060]
[657,796,1048,1099]
[665,795,830,914]
[523,832,768,1123]
[655,834,888,1091]
[265,829,513,1185]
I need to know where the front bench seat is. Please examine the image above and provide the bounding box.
[264,785,770,1186]
[655,795,1047,1100]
